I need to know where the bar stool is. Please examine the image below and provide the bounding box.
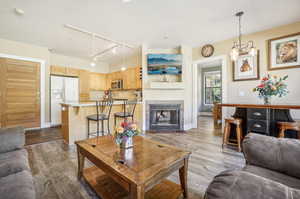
[87,100,113,138]
[222,118,243,152]
[114,99,137,127]
[277,121,300,139]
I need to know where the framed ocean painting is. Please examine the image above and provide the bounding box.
[147,54,182,75]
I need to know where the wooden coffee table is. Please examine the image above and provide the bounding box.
[75,136,191,199]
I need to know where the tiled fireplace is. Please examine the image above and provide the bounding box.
[146,100,184,131]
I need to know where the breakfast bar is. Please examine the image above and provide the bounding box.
[61,100,143,145]
[221,103,300,138]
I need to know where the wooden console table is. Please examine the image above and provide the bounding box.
[221,103,300,137]
[76,136,191,199]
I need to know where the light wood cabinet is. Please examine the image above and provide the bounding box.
[122,67,142,90]
[89,73,107,91]
[51,65,80,77]
[123,68,137,89]
[51,65,66,75]
[79,70,90,101]
[135,67,142,89]
[66,68,80,77]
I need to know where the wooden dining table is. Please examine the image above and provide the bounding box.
[220,103,300,137]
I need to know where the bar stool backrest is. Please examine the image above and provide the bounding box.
[96,100,114,120]
[123,99,137,116]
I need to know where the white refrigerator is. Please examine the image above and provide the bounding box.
[51,76,79,126]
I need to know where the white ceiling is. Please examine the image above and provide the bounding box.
[1,0,300,63]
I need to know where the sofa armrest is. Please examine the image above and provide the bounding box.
[205,170,300,199]
[243,133,300,179]
[0,127,25,153]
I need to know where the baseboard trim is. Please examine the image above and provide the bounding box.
[184,123,193,131]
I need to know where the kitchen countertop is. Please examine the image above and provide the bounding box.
[220,103,300,109]
[61,100,142,107]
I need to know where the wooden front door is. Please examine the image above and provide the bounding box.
[0,58,41,128]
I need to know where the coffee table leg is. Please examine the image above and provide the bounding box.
[130,184,144,199]
[77,148,85,179]
[179,157,189,199]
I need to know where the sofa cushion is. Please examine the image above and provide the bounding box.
[0,149,30,178]
[205,170,300,199]
[243,165,300,190]
[0,127,25,153]
[243,133,300,179]
[0,170,35,199]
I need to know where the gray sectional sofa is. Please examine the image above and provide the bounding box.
[205,133,300,199]
[0,127,35,199]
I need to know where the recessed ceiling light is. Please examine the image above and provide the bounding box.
[14,8,25,16]
[122,0,132,3]
[121,67,126,71]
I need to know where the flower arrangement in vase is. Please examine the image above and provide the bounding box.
[115,121,140,149]
[253,74,289,105]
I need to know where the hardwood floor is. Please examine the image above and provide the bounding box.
[25,117,245,199]
[25,127,63,145]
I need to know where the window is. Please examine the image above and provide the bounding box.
[204,71,221,105]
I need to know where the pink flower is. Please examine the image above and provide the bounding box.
[258,84,265,88]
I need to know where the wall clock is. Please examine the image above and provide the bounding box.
[201,44,214,57]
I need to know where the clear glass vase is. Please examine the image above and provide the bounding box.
[120,136,133,149]
[263,96,271,105]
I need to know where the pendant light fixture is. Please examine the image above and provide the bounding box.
[90,34,96,67]
[121,45,126,71]
[230,11,257,61]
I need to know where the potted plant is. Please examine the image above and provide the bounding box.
[253,74,289,104]
[115,121,140,149]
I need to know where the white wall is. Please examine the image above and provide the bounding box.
[142,45,194,130]
[193,21,300,119]
[50,53,109,73]
[109,51,141,72]
[0,38,110,125]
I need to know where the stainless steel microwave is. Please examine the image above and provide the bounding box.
[111,80,123,90]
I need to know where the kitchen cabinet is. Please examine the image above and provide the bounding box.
[51,65,66,76]
[78,70,90,101]
[89,72,107,91]
[123,68,137,89]
[135,66,142,89]
[122,67,142,90]
[66,68,80,77]
[51,66,80,77]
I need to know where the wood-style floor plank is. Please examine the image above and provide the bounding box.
[25,117,245,199]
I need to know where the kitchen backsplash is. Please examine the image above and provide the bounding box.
[89,90,142,101]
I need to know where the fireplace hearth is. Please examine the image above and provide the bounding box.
[146,100,184,131]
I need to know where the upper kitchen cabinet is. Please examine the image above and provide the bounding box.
[78,69,90,102]
[65,68,80,77]
[123,67,142,90]
[89,72,107,91]
[123,68,137,89]
[135,66,142,89]
[50,65,80,77]
[51,65,66,76]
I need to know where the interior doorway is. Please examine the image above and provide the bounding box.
[198,60,222,117]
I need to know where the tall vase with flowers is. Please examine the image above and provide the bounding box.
[115,121,140,149]
[253,74,289,105]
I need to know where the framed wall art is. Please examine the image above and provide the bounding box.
[233,51,259,81]
[268,32,300,70]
